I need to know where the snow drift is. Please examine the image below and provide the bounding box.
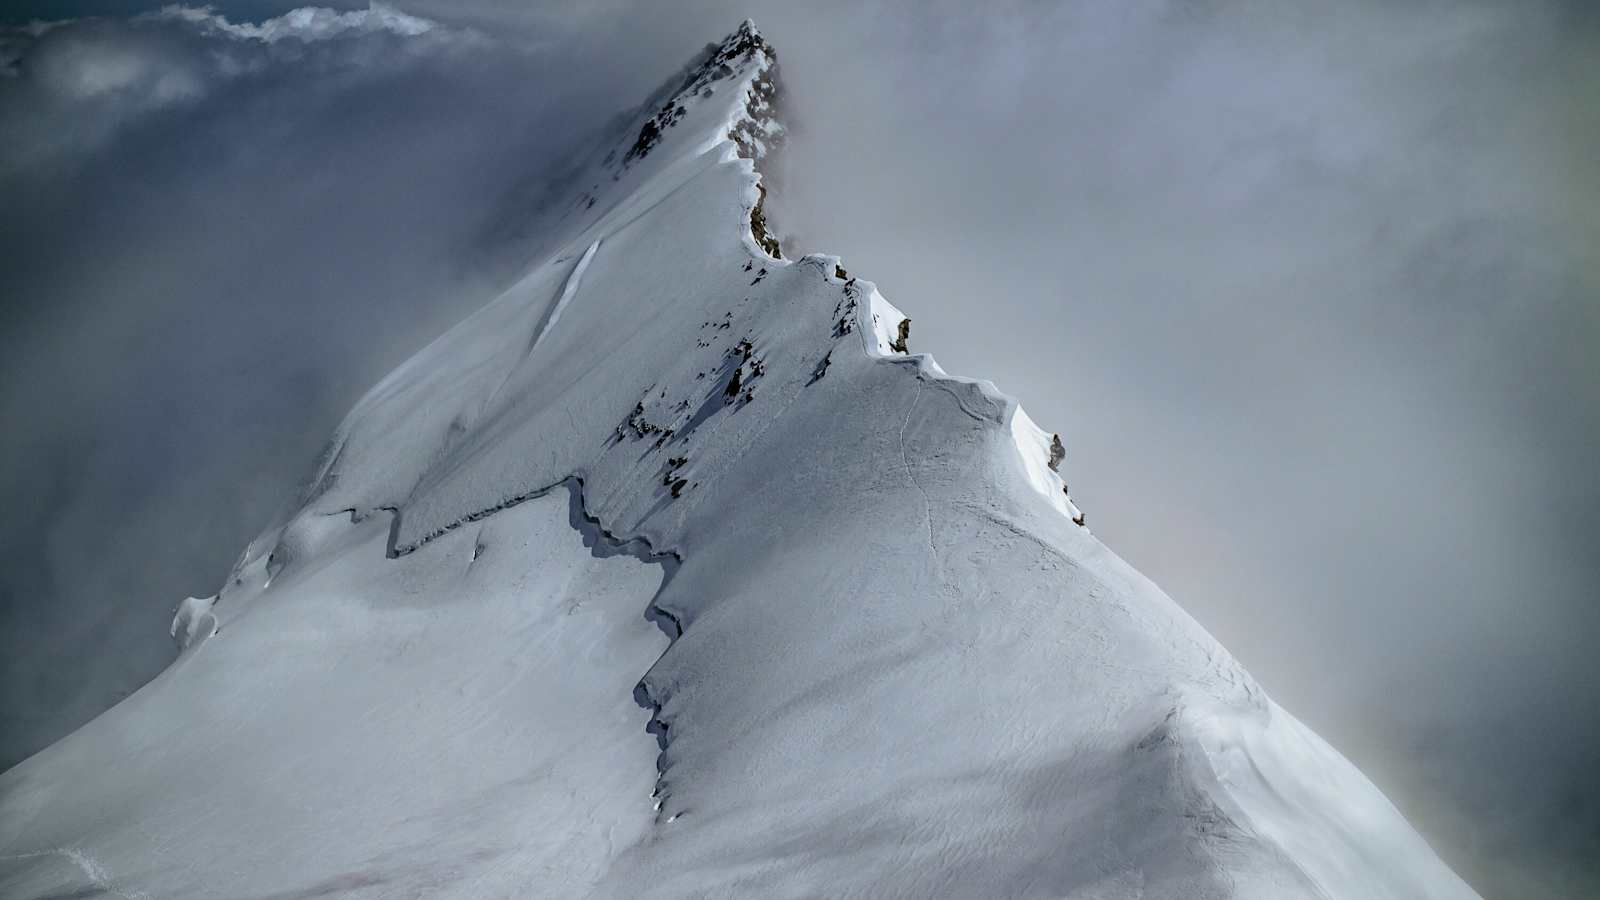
[0,22,1477,900]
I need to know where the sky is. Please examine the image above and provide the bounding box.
[0,2,1595,898]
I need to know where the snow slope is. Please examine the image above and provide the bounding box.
[0,22,1477,900]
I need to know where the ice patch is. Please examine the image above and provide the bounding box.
[530,238,601,357]
[168,594,217,651]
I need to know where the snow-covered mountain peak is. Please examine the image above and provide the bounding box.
[513,20,785,274]
[618,20,777,167]
[0,22,1479,900]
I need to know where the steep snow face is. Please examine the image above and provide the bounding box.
[0,22,1477,900]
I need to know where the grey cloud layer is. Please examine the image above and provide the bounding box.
[1,3,1595,899]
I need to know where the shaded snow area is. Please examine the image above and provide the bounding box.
[0,21,1477,900]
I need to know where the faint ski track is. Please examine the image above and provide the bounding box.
[896,382,937,562]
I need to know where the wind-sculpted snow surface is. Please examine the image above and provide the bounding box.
[0,21,1477,900]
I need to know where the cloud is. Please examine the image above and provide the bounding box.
[0,4,478,169]
[25,19,202,99]
[151,3,436,43]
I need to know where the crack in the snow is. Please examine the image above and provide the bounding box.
[352,475,689,828]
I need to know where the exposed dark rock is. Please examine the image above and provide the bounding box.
[808,351,833,385]
[890,318,911,354]
[748,182,782,259]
